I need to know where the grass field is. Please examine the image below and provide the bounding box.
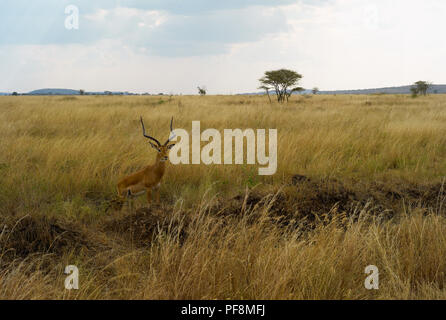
[2,94,446,299]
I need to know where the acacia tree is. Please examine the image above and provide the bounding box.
[197,86,207,96]
[413,81,432,96]
[410,86,419,98]
[312,87,319,95]
[258,85,272,104]
[259,69,303,103]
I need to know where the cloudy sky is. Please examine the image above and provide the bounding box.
[0,0,445,94]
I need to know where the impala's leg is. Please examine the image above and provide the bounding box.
[156,189,160,204]
[116,185,126,211]
[146,188,152,206]
[126,189,134,212]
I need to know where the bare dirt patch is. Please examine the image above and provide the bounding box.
[103,205,188,247]
[0,215,105,265]
[217,176,446,228]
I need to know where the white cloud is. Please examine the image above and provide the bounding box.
[1,0,446,93]
[84,9,109,22]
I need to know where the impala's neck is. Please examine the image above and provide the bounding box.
[154,153,166,174]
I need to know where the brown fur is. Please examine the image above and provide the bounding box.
[117,145,173,205]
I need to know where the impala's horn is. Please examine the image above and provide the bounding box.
[164,117,176,145]
[140,116,161,146]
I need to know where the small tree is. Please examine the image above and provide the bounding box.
[197,86,207,96]
[312,87,319,95]
[294,87,305,95]
[413,81,432,96]
[12,92,18,96]
[259,69,303,103]
[79,89,85,95]
[410,86,419,98]
[258,85,272,104]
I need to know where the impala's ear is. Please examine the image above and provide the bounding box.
[149,142,161,152]
[167,144,176,150]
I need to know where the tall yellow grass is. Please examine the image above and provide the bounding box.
[1,94,446,299]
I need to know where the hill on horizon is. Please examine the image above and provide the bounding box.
[28,88,80,95]
[2,84,446,96]
[243,84,446,95]
[317,84,446,95]
[26,88,132,95]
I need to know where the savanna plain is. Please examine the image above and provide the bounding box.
[1,94,446,299]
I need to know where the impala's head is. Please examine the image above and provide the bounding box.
[140,116,176,162]
[153,144,176,162]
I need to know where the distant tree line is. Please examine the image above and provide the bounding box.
[6,78,439,100]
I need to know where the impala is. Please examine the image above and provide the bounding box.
[117,117,176,208]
